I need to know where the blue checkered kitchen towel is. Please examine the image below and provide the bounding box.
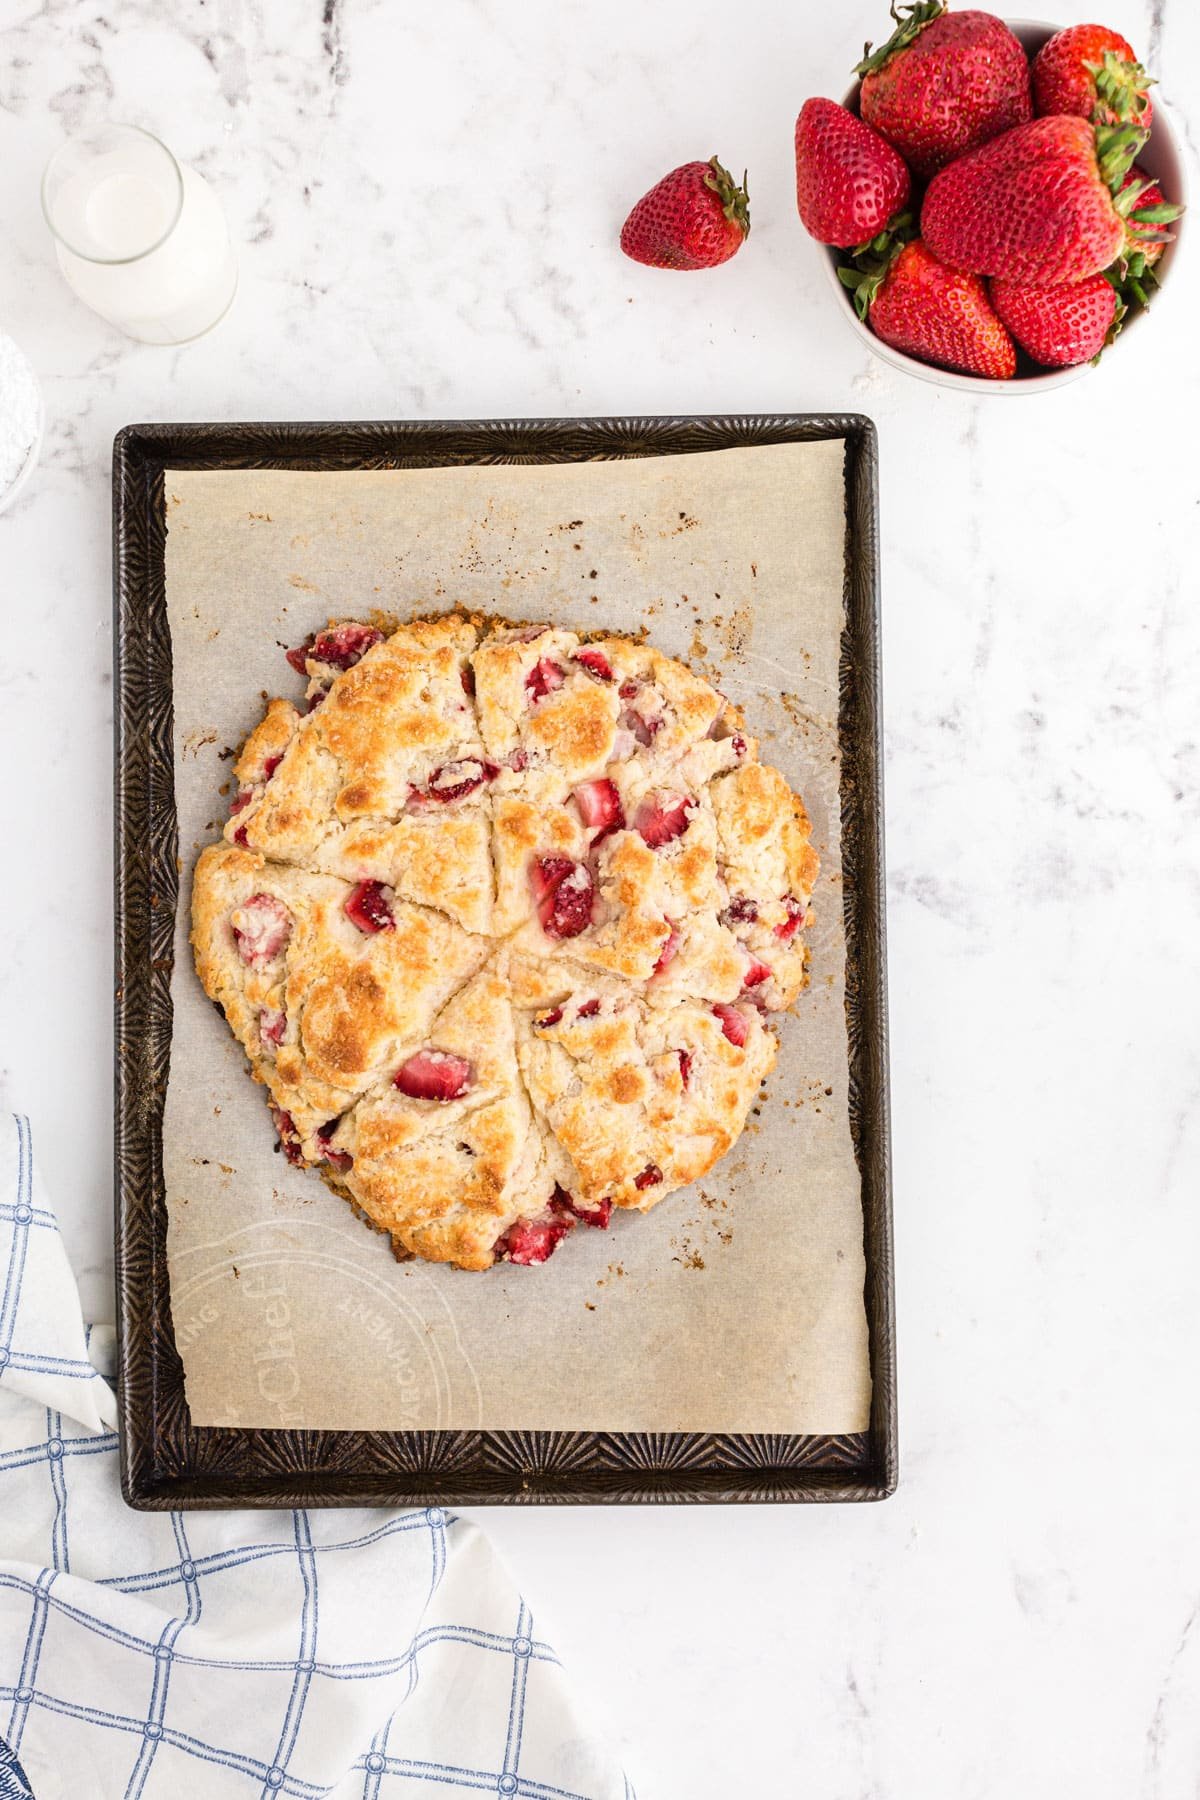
[0,1116,633,1800]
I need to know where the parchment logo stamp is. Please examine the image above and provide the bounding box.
[241,1268,305,1428]
[171,1218,482,1430]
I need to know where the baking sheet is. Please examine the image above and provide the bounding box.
[161,440,870,1433]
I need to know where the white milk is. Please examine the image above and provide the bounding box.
[45,127,237,345]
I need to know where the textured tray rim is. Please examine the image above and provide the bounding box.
[113,413,895,1508]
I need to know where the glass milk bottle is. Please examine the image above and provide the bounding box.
[42,124,238,344]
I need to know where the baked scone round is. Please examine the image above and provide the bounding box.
[191,615,819,1271]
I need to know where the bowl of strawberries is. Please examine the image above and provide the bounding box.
[794,5,1185,389]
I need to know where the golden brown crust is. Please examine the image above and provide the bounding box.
[226,615,492,933]
[335,968,552,1269]
[191,841,490,1142]
[513,963,776,1211]
[191,614,820,1270]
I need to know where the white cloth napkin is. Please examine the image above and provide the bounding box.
[0,1114,633,1800]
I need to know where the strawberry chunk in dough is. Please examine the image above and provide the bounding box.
[231,894,292,969]
[496,1216,572,1264]
[344,880,395,934]
[531,857,595,939]
[713,1003,750,1047]
[574,778,623,835]
[394,1050,473,1102]
[635,793,692,848]
[526,657,565,702]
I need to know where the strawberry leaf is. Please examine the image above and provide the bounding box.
[854,0,944,79]
[1114,176,1154,215]
[835,213,917,322]
[1103,246,1163,323]
[1095,119,1151,194]
[1131,201,1184,225]
[1087,49,1155,125]
[703,157,750,238]
[851,212,914,259]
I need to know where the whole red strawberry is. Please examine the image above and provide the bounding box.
[1032,25,1153,129]
[856,3,1032,178]
[990,273,1119,366]
[621,156,749,270]
[855,238,1016,377]
[922,114,1140,284]
[794,98,911,247]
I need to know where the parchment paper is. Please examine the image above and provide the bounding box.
[162,440,871,1432]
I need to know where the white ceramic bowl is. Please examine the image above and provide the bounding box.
[817,17,1186,393]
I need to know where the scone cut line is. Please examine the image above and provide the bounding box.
[191,613,821,1271]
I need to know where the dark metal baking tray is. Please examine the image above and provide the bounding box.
[113,415,894,1508]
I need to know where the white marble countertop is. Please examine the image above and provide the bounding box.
[2,1,1199,1794]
